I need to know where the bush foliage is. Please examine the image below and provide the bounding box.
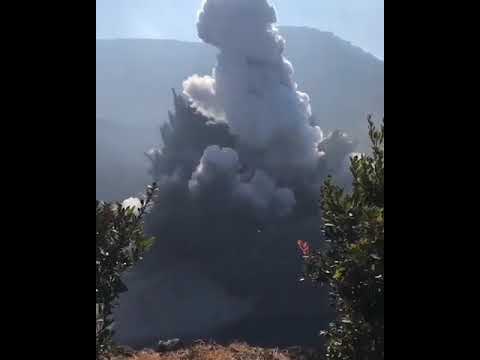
[96,184,158,359]
[301,118,384,359]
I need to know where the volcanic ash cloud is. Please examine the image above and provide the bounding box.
[115,0,358,347]
[183,0,330,185]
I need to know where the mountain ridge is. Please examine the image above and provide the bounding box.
[96,26,384,201]
[96,25,383,62]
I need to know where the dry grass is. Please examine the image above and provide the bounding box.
[111,341,322,360]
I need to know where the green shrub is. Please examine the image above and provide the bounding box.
[301,118,384,359]
[96,183,158,359]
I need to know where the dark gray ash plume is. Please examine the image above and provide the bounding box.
[115,0,359,348]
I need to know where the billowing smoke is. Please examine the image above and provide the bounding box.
[115,0,357,348]
[188,145,296,219]
[185,0,327,187]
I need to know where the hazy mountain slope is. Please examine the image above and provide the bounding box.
[96,118,155,200]
[96,26,384,201]
[281,27,384,139]
[96,39,216,129]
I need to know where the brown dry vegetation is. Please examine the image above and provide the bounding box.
[111,341,323,360]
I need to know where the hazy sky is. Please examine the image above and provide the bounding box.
[96,0,384,59]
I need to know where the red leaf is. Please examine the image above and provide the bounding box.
[297,240,310,256]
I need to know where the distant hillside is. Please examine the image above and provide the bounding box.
[96,118,156,200]
[96,26,384,200]
[280,27,384,137]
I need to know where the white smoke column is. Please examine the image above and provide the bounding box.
[184,0,325,182]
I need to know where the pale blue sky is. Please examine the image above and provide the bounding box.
[96,0,384,59]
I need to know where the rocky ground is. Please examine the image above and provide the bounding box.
[111,341,324,360]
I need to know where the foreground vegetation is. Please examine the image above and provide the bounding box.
[97,119,384,360]
[96,184,158,359]
[302,118,384,359]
